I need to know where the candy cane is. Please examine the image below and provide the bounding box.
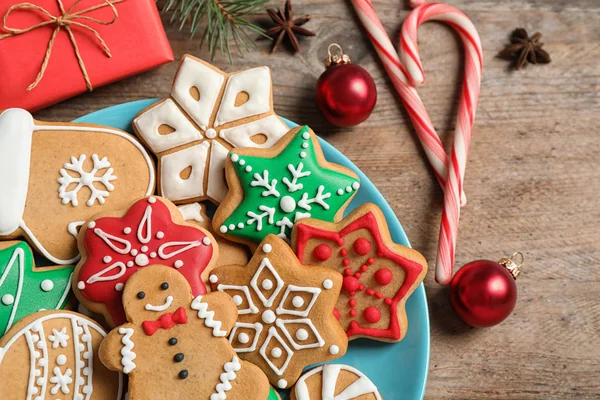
[400,3,482,284]
[350,0,466,206]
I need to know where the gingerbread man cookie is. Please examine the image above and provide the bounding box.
[0,108,155,265]
[209,235,348,389]
[213,126,360,249]
[0,310,123,400]
[133,54,289,204]
[292,203,427,342]
[0,241,75,335]
[73,196,217,327]
[291,364,382,400]
[99,265,270,400]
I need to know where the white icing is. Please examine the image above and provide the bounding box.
[49,365,73,394]
[206,140,229,202]
[250,258,284,307]
[48,327,69,348]
[292,296,305,308]
[261,310,276,324]
[57,154,116,207]
[294,364,381,400]
[238,333,250,344]
[115,283,124,292]
[278,379,287,389]
[133,98,202,153]
[232,295,243,306]
[191,296,227,337]
[160,142,209,201]
[329,345,340,355]
[118,327,136,373]
[279,196,296,213]
[177,203,204,222]
[205,128,217,139]
[67,221,85,239]
[218,115,288,148]
[172,56,224,130]
[228,322,263,352]
[0,109,34,236]
[174,260,183,269]
[296,329,309,341]
[157,241,202,259]
[209,275,218,283]
[271,347,282,358]
[323,279,333,290]
[262,244,272,253]
[137,205,152,244]
[0,246,24,334]
[259,326,293,376]
[56,354,67,365]
[2,294,14,305]
[210,355,241,400]
[145,296,173,312]
[215,67,272,126]
[40,279,54,292]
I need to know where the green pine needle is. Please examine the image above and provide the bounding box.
[162,0,271,63]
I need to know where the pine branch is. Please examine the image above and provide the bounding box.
[162,0,270,62]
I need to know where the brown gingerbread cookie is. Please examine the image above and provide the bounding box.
[213,125,360,250]
[132,54,290,205]
[291,203,427,342]
[209,234,348,389]
[99,265,270,400]
[0,108,155,265]
[290,364,382,400]
[0,310,123,399]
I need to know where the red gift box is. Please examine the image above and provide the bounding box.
[0,0,174,111]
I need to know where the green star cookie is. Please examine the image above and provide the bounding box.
[214,125,360,247]
[0,241,74,335]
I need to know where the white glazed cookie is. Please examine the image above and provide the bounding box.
[291,364,382,400]
[0,108,155,265]
[133,54,289,205]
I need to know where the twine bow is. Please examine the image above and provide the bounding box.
[0,0,124,91]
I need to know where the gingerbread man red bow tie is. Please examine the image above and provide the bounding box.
[142,307,187,336]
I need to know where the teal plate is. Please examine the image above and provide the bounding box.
[74,99,430,400]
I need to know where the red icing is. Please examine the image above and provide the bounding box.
[313,244,332,261]
[340,248,348,256]
[77,197,214,325]
[349,299,357,307]
[342,258,351,266]
[142,307,187,336]
[333,308,341,320]
[294,210,425,341]
[375,268,393,286]
[353,238,371,255]
[363,306,381,323]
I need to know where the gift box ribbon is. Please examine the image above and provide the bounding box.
[0,0,124,91]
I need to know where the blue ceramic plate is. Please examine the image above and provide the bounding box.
[74,99,429,400]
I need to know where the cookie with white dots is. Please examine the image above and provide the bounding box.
[209,234,348,389]
[213,125,360,250]
[291,203,427,342]
[72,196,218,327]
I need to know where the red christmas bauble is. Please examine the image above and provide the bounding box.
[315,48,377,128]
[449,259,519,327]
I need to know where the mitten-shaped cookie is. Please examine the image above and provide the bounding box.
[0,108,155,265]
[73,196,218,327]
[209,235,348,389]
[292,203,427,342]
[0,310,123,400]
[99,265,270,400]
[133,54,289,204]
[0,241,75,335]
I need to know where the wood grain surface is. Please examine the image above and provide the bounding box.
[33,0,600,398]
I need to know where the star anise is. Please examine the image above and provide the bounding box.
[264,0,315,53]
[498,28,551,70]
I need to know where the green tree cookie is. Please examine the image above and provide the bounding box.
[0,241,74,334]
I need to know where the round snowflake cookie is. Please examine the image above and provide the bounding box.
[291,364,381,400]
[0,310,123,399]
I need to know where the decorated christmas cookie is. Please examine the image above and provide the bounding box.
[132,54,289,204]
[209,234,348,389]
[0,310,123,399]
[291,364,382,400]
[0,241,75,335]
[292,203,427,342]
[213,126,360,248]
[0,108,155,265]
[99,265,270,400]
[73,197,217,327]
[178,203,249,276]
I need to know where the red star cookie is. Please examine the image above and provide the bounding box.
[291,203,427,342]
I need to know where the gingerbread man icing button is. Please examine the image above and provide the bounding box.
[73,196,218,327]
[209,234,348,389]
[213,125,360,250]
[291,203,428,342]
[99,265,270,400]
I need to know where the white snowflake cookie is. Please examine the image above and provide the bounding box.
[0,109,155,265]
[133,54,290,204]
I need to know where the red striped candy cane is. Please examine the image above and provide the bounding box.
[400,3,482,284]
[351,0,466,206]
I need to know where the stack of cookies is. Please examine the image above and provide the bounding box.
[0,55,427,400]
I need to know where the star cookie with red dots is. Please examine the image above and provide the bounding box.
[291,203,427,342]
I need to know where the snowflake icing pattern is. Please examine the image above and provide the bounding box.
[57,154,116,207]
[219,126,360,244]
[133,55,290,203]
[209,236,346,389]
[48,327,69,348]
[49,366,73,394]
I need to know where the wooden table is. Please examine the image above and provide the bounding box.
[35,0,600,398]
